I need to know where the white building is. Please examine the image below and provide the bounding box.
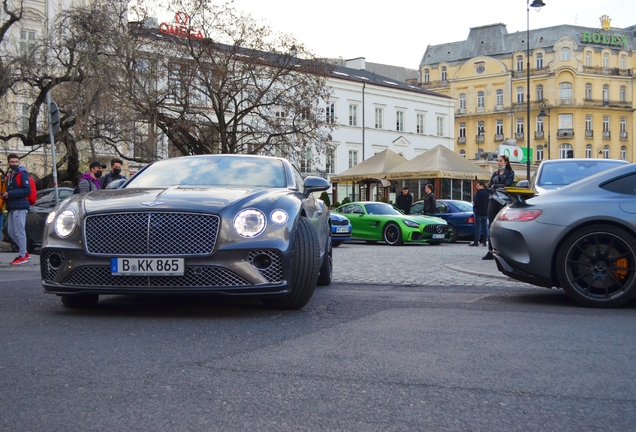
[322,58,456,203]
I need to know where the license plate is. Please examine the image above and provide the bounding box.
[336,227,350,233]
[111,258,185,276]
[432,234,445,239]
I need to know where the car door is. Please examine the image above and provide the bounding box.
[433,201,451,221]
[339,204,368,239]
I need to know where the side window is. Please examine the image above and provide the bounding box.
[291,165,304,193]
[601,174,636,196]
[436,203,448,213]
[351,205,364,214]
[410,201,423,214]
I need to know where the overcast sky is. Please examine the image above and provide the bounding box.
[229,0,636,69]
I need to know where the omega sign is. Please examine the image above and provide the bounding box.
[159,12,204,40]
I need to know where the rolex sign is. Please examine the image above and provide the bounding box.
[496,144,532,164]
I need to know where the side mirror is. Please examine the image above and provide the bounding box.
[516,180,529,189]
[304,176,330,194]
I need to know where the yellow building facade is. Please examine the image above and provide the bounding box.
[419,20,635,166]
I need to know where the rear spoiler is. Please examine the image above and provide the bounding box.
[504,187,536,204]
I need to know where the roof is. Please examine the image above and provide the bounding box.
[330,149,408,182]
[421,23,636,67]
[384,145,492,181]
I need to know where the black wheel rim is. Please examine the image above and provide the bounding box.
[565,232,636,300]
[385,225,399,244]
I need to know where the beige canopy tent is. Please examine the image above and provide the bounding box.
[330,149,407,184]
[384,144,492,181]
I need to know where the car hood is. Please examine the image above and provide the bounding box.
[82,186,270,214]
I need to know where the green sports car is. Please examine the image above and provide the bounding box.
[333,201,449,246]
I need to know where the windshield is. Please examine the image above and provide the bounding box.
[126,156,287,188]
[365,203,402,215]
[537,160,627,187]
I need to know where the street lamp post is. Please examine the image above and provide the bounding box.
[527,0,546,179]
[538,99,551,160]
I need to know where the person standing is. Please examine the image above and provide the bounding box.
[395,186,413,214]
[1,154,32,265]
[77,161,106,194]
[482,155,515,260]
[469,181,489,247]
[100,157,126,189]
[422,184,437,215]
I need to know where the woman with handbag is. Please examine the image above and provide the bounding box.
[483,155,515,260]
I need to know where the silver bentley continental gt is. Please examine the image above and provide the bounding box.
[491,163,636,308]
[41,155,332,310]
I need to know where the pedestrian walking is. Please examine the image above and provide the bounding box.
[395,186,413,214]
[76,161,106,194]
[469,180,489,247]
[100,158,126,189]
[422,184,437,215]
[1,154,32,265]
[483,155,515,260]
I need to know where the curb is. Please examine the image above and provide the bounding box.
[445,263,513,281]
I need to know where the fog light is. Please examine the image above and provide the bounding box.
[251,253,272,270]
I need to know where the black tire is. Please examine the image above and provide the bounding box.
[263,218,320,309]
[332,241,343,248]
[317,243,332,286]
[383,223,404,246]
[446,224,458,243]
[61,294,99,308]
[556,224,636,308]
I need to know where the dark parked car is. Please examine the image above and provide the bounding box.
[40,155,332,309]
[409,199,475,242]
[3,187,74,253]
[491,163,636,308]
[330,212,352,247]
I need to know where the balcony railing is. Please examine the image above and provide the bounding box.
[457,136,466,144]
[476,106,485,113]
[420,80,450,89]
[476,135,485,143]
[494,134,504,142]
[620,131,628,140]
[585,130,593,138]
[582,66,632,77]
[557,98,574,106]
[582,98,633,109]
[603,131,611,139]
[456,108,466,115]
[515,132,524,140]
[534,131,544,139]
[511,68,551,78]
[557,129,574,138]
[494,105,504,111]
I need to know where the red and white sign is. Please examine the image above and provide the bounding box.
[159,12,204,40]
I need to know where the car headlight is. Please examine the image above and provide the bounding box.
[234,209,266,238]
[270,210,288,225]
[46,211,57,225]
[55,210,76,238]
[403,219,420,228]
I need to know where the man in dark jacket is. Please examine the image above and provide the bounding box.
[422,184,437,215]
[100,158,126,189]
[1,153,32,265]
[469,181,489,246]
[395,187,412,214]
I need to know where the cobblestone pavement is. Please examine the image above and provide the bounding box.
[332,240,531,288]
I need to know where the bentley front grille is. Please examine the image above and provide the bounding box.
[85,212,219,255]
[62,266,251,287]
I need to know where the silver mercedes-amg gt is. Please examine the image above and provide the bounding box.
[491,163,636,308]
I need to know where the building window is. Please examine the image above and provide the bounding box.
[621,145,627,160]
[495,89,503,107]
[516,55,523,71]
[603,145,610,159]
[620,117,627,133]
[603,85,609,104]
[459,150,466,158]
[396,111,404,132]
[459,93,466,110]
[559,113,573,129]
[326,102,335,123]
[477,91,484,109]
[560,143,573,159]
[459,122,466,137]
[436,117,444,137]
[620,54,627,70]
[585,50,592,66]
[20,29,36,55]
[516,86,524,104]
[423,68,429,84]
[516,118,524,135]
[561,47,571,61]
[586,144,592,158]
[536,145,544,161]
[441,66,447,81]
[602,52,609,69]
[496,119,503,135]
[348,104,358,126]
[585,83,592,100]
[348,150,358,168]
[299,148,312,173]
[536,115,544,132]
[586,115,593,131]
[536,53,543,69]
[620,86,626,103]
[559,82,572,104]
[19,103,29,134]
[536,85,543,102]
[326,148,336,174]
[416,114,424,134]
[374,107,383,129]
[603,115,610,132]
[477,121,485,135]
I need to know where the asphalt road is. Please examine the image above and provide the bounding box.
[1,242,636,431]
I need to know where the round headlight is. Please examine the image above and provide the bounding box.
[46,211,57,225]
[270,210,288,225]
[55,210,76,238]
[234,209,266,238]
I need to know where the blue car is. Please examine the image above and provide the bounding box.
[330,212,352,247]
[410,199,475,243]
